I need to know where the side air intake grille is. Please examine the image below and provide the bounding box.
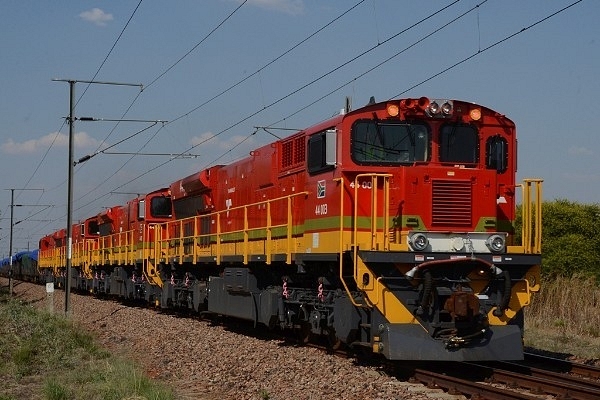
[432,180,472,226]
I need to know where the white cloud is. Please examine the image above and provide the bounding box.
[189,131,217,147]
[79,8,113,26]
[568,146,593,156]
[245,0,304,15]
[1,132,101,154]
[189,131,254,152]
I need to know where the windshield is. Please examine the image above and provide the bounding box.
[351,120,429,164]
[439,124,479,164]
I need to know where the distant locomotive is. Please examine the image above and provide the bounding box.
[36,97,542,361]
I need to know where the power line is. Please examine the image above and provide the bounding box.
[30,1,584,245]
[167,0,368,126]
[49,0,490,218]
[96,0,581,200]
[391,0,584,99]
[68,1,252,214]
[3,1,147,251]
[163,0,464,154]
[269,0,484,127]
[65,1,366,216]
[84,0,249,163]
[16,1,145,202]
[145,0,249,91]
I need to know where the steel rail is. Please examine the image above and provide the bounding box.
[412,368,540,400]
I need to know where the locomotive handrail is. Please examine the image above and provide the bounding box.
[349,173,393,311]
[157,191,308,266]
[334,177,365,308]
[518,179,543,254]
[143,223,163,287]
[93,229,136,266]
[352,173,392,252]
[352,173,392,282]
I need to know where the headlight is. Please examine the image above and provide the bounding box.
[441,101,453,115]
[410,233,429,251]
[486,234,506,253]
[428,101,440,115]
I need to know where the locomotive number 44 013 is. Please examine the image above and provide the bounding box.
[315,204,328,215]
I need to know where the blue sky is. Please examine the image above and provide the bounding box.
[0,0,597,255]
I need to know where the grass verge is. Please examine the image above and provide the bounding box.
[0,285,175,400]
[524,276,600,360]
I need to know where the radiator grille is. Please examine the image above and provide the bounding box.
[432,180,472,226]
[281,137,305,170]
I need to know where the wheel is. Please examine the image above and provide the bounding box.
[327,329,341,350]
[297,321,312,344]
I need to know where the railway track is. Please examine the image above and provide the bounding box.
[521,352,600,379]
[398,354,600,399]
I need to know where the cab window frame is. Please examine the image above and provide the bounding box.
[485,134,508,173]
[439,123,479,165]
[350,119,430,165]
[307,129,336,175]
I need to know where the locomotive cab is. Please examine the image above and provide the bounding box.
[304,97,541,359]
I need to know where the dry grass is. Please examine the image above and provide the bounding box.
[524,276,600,359]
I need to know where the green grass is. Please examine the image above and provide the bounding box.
[0,285,175,400]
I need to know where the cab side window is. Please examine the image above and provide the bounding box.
[307,129,336,175]
[485,135,508,173]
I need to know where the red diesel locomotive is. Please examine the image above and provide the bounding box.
[39,96,542,361]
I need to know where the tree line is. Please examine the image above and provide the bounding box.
[516,199,600,280]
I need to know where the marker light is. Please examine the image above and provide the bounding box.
[418,97,430,110]
[470,108,482,121]
[386,103,399,117]
[486,234,506,253]
[410,233,429,251]
[400,98,414,109]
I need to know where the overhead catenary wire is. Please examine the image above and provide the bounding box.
[15,1,145,200]
[135,0,464,163]
[94,0,581,200]
[35,0,362,219]
[21,1,524,231]
[391,0,584,99]
[27,1,584,243]
[4,1,146,249]
[144,0,249,91]
[23,1,250,236]
[75,121,163,165]
[84,0,250,162]
[70,1,251,203]
[61,1,369,219]
[268,0,486,127]
[62,1,487,216]
[167,0,368,126]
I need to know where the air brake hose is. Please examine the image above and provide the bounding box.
[416,270,432,316]
[493,270,511,317]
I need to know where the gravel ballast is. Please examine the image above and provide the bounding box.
[2,278,461,399]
